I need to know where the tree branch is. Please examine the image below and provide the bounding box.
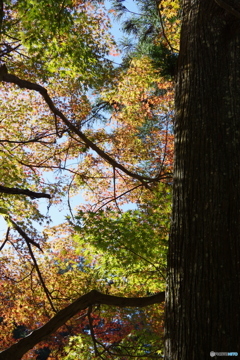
[8,217,43,251]
[0,226,10,251]
[0,290,165,360]
[0,185,50,199]
[215,0,240,19]
[155,0,179,53]
[87,305,101,356]
[0,131,60,144]
[25,241,56,312]
[0,64,162,185]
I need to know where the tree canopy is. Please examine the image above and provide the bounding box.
[0,0,179,359]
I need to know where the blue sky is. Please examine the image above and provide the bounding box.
[0,1,140,237]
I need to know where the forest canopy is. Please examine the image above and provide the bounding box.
[0,0,179,359]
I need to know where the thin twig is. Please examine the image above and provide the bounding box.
[95,183,143,212]
[113,166,122,213]
[67,176,75,221]
[115,228,166,279]
[155,0,179,53]
[87,305,99,356]
[0,131,58,144]
[26,242,56,312]
[0,227,10,251]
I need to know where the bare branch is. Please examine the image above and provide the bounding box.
[113,166,122,212]
[94,183,143,212]
[26,242,56,312]
[0,290,165,360]
[0,131,60,144]
[0,185,50,199]
[67,175,75,221]
[4,219,56,310]
[0,226,10,251]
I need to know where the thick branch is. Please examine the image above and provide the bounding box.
[0,185,50,199]
[0,290,165,360]
[215,0,240,19]
[0,64,161,184]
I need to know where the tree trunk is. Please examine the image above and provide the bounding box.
[165,1,240,359]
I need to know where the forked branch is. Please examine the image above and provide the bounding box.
[0,64,162,185]
[0,290,165,360]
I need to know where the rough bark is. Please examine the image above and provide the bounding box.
[165,0,240,359]
[0,290,165,360]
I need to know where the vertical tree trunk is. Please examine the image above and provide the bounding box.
[165,1,240,359]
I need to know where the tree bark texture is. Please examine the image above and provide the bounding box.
[165,1,240,359]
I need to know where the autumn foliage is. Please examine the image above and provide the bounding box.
[0,0,179,359]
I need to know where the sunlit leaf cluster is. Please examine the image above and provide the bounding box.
[0,0,179,358]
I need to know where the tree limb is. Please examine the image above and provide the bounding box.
[25,241,56,312]
[0,290,165,360]
[0,185,50,199]
[0,131,60,144]
[215,0,240,19]
[0,64,162,185]
[8,217,43,251]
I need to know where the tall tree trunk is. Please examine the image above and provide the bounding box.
[165,1,240,359]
